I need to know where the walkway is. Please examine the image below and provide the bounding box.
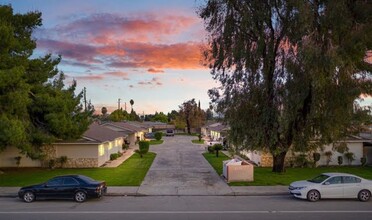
[137,136,233,195]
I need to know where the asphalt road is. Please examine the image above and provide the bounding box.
[0,195,371,220]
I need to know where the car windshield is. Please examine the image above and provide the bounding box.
[308,174,330,183]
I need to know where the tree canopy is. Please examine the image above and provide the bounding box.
[0,5,94,158]
[178,99,206,134]
[199,0,372,172]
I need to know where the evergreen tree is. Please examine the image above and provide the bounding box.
[0,5,93,158]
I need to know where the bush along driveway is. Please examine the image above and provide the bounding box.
[0,152,156,187]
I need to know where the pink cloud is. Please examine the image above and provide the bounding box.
[147,68,164,73]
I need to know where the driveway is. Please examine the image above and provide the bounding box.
[137,135,233,195]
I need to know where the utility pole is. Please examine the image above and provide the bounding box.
[125,102,127,111]
[118,98,121,110]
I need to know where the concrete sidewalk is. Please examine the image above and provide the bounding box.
[0,185,288,198]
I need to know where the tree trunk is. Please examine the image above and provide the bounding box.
[272,151,287,173]
[186,118,191,134]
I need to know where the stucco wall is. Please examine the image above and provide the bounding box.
[239,142,364,167]
[319,142,363,166]
[0,146,41,167]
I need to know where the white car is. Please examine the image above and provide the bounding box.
[289,172,372,202]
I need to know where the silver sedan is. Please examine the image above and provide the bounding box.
[289,172,372,202]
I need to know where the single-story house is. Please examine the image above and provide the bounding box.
[240,135,372,167]
[0,123,127,168]
[102,121,148,145]
[142,121,175,132]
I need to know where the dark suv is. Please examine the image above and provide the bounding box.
[166,129,175,136]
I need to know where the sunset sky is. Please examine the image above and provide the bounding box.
[2,0,218,114]
[2,1,372,115]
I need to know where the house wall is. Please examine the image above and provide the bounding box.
[54,143,99,168]
[239,142,364,167]
[0,146,41,167]
[319,142,363,166]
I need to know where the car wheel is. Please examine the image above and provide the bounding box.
[23,191,35,203]
[358,190,371,202]
[74,191,87,203]
[307,190,320,202]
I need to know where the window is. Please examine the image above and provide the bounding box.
[63,177,79,186]
[327,176,342,184]
[47,178,63,186]
[343,176,361,184]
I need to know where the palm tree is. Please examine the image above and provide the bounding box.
[130,99,134,111]
[101,107,108,115]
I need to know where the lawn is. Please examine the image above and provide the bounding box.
[202,152,372,186]
[0,152,156,187]
[148,140,164,145]
[192,139,205,144]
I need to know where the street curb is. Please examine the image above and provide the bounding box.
[0,192,289,198]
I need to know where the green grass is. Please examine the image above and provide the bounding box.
[148,140,164,145]
[192,139,205,144]
[0,152,156,187]
[202,152,372,186]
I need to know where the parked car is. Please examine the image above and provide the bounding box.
[144,132,155,139]
[166,129,175,136]
[18,175,107,203]
[289,172,372,202]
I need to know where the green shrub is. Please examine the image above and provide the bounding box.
[213,144,223,157]
[295,154,308,168]
[325,151,333,166]
[313,152,321,167]
[122,143,129,151]
[58,156,68,168]
[154,132,163,141]
[344,152,355,165]
[135,141,150,158]
[110,153,119,161]
[207,146,215,153]
[48,159,56,169]
[338,156,343,166]
[361,157,367,166]
[198,134,202,142]
[14,156,22,167]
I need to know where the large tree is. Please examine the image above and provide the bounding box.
[0,5,94,158]
[199,0,372,172]
[179,99,206,134]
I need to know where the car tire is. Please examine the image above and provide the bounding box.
[23,191,35,203]
[358,190,371,202]
[307,190,320,202]
[74,191,87,203]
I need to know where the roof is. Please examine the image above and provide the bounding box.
[322,172,358,177]
[82,123,126,143]
[209,124,229,132]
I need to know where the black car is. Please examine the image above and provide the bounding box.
[166,129,175,136]
[18,175,107,203]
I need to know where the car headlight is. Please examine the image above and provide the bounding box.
[293,186,307,190]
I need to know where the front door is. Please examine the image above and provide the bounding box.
[320,176,344,198]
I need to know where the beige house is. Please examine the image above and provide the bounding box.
[102,122,148,146]
[240,136,372,167]
[0,123,127,168]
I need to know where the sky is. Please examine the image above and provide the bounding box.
[2,0,218,114]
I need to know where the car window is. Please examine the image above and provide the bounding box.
[343,176,361,184]
[308,174,329,183]
[63,177,79,186]
[47,178,63,186]
[327,176,342,184]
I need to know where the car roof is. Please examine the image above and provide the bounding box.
[322,172,358,177]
